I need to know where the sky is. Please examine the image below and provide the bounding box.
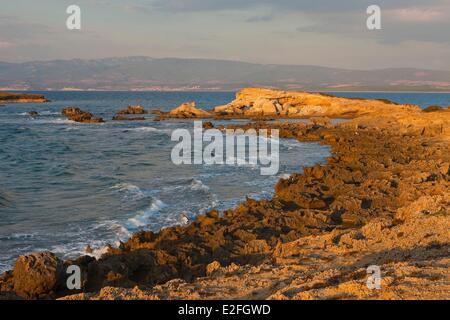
[0,0,449,70]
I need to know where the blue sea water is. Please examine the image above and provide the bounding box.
[0,91,448,272]
[0,91,331,272]
[326,92,450,109]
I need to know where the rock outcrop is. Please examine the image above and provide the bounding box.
[115,105,148,115]
[62,107,104,123]
[0,92,49,104]
[162,88,421,119]
[163,102,213,119]
[5,252,65,299]
[112,105,148,121]
[217,88,421,118]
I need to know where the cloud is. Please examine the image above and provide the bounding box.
[122,4,152,14]
[388,7,445,22]
[0,15,54,41]
[0,41,14,49]
[245,13,275,23]
[293,2,450,45]
[148,0,447,13]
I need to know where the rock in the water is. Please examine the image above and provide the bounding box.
[62,107,104,123]
[28,111,39,117]
[168,102,212,118]
[0,92,49,104]
[12,252,65,299]
[116,105,148,115]
[112,115,145,121]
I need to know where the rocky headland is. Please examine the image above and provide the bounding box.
[0,92,49,104]
[1,88,449,300]
[159,88,420,120]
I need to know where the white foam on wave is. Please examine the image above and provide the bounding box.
[126,199,166,229]
[111,182,147,201]
[279,173,292,179]
[18,110,60,116]
[0,232,41,241]
[41,111,60,116]
[48,220,131,261]
[190,178,210,192]
[34,118,78,125]
[128,127,171,134]
[129,127,159,132]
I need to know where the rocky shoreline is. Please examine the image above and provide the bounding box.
[0,92,49,104]
[0,88,449,300]
[157,88,421,120]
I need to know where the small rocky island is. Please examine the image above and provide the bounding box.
[0,92,49,104]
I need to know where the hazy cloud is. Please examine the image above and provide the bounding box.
[0,15,54,41]
[245,13,275,23]
[148,0,447,13]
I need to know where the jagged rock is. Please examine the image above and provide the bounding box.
[245,98,279,116]
[12,252,65,299]
[203,122,214,129]
[163,88,420,120]
[62,107,104,123]
[310,117,331,127]
[168,102,212,118]
[213,88,420,118]
[116,105,147,115]
[206,261,222,276]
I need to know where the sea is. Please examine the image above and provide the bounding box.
[0,91,448,272]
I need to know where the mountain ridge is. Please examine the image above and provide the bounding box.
[1,57,450,91]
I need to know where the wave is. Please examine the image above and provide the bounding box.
[190,178,210,192]
[0,233,40,241]
[33,118,78,125]
[111,182,147,201]
[127,127,171,134]
[48,220,131,260]
[18,111,59,116]
[126,199,166,229]
[129,127,159,132]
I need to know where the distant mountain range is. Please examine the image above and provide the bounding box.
[1,57,450,91]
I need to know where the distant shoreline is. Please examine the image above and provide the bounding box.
[2,89,450,93]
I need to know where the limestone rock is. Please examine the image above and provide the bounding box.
[62,107,104,123]
[116,105,147,115]
[12,252,65,299]
[168,102,212,118]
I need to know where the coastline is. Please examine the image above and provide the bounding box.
[0,89,449,300]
